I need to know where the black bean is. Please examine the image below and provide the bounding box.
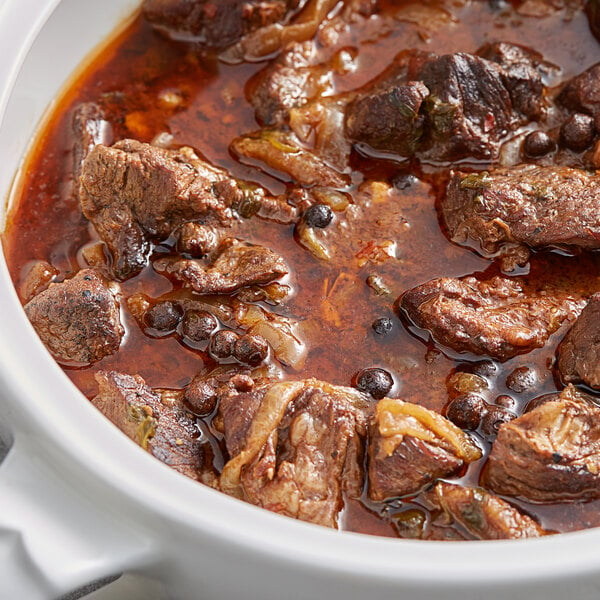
[145,300,183,332]
[506,366,537,393]
[560,113,596,151]
[522,130,555,158]
[209,330,239,359]
[468,360,498,378]
[182,310,218,342]
[481,406,516,436]
[184,379,217,416]
[303,204,334,228]
[372,317,393,335]
[355,368,394,399]
[233,334,269,366]
[446,393,487,430]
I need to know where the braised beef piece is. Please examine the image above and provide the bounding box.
[559,63,600,122]
[19,260,59,303]
[71,102,113,189]
[345,44,546,161]
[24,269,123,365]
[250,41,334,126]
[442,165,600,257]
[218,379,370,528]
[79,139,242,279]
[368,398,481,500]
[400,275,582,361]
[429,481,546,540]
[558,293,600,389]
[345,81,429,156]
[481,388,600,502]
[476,42,546,120]
[91,371,204,481]
[142,0,299,48]
[155,239,288,294]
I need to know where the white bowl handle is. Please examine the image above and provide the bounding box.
[0,436,156,599]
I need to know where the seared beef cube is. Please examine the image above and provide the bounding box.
[416,53,520,161]
[155,240,288,294]
[71,102,112,189]
[218,379,370,528]
[79,139,242,279]
[400,275,582,361]
[430,481,546,539]
[481,393,600,502]
[251,41,333,126]
[142,0,295,48]
[344,46,546,162]
[92,371,203,481]
[368,398,481,500]
[477,42,546,120]
[345,81,429,155]
[443,165,600,255]
[231,129,349,188]
[559,63,600,118]
[558,293,600,389]
[24,269,123,365]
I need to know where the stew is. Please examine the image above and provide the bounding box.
[4,0,600,540]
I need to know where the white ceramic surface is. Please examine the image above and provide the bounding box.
[1,2,600,599]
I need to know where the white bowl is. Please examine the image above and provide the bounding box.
[1,2,600,598]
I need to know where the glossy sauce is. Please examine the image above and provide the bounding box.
[4,0,600,538]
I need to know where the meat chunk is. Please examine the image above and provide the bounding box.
[430,481,547,540]
[142,0,296,48]
[559,63,600,119]
[91,371,203,481]
[230,129,349,188]
[218,379,370,528]
[24,269,123,365]
[155,240,288,294]
[79,139,242,279]
[442,166,600,256]
[481,392,600,502]
[400,275,582,361]
[416,52,521,161]
[345,45,546,161]
[558,293,600,389]
[250,41,333,126]
[368,398,481,500]
[345,81,429,155]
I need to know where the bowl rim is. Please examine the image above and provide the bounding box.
[1,0,600,589]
